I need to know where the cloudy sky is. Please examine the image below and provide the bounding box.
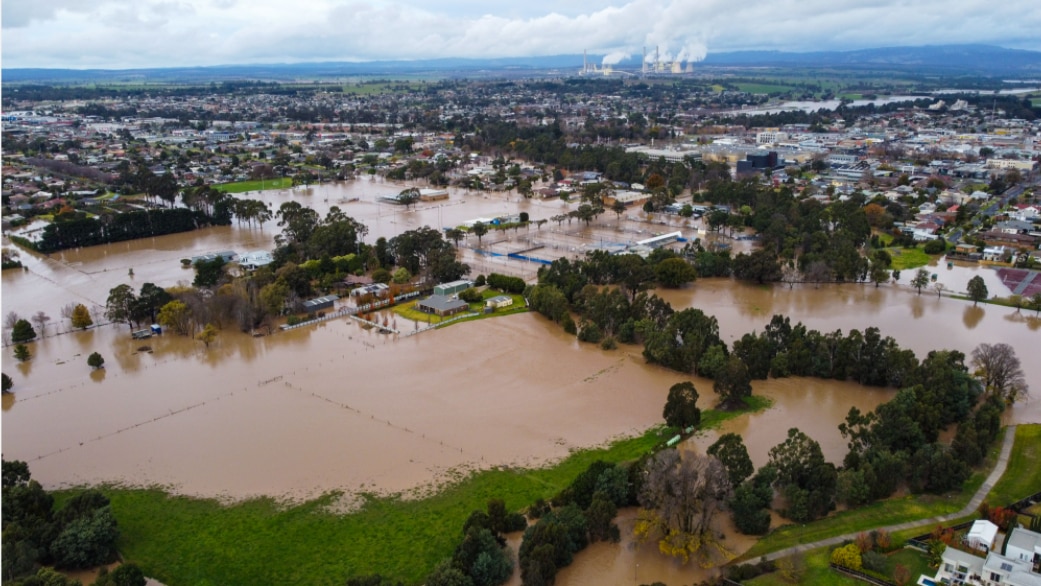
[3,0,1039,69]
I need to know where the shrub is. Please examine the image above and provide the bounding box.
[831,543,863,571]
[862,550,888,574]
[474,274,486,287]
[87,352,105,369]
[577,322,603,344]
[486,273,526,294]
[458,288,483,303]
[600,336,617,350]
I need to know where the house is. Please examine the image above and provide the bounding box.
[416,294,469,317]
[983,246,1009,262]
[238,250,274,271]
[485,295,513,310]
[934,546,986,585]
[981,552,1041,586]
[968,520,1000,553]
[433,280,473,297]
[351,283,390,298]
[928,527,1041,586]
[191,251,236,265]
[1007,528,1041,569]
[302,295,338,314]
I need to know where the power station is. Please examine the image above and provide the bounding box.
[580,46,699,78]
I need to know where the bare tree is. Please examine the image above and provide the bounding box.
[634,449,733,566]
[4,311,20,330]
[971,343,1029,404]
[31,311,51,336]
[804,261,832,289]
[781,264,801,289]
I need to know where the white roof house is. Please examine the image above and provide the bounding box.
[967,520,1000,553]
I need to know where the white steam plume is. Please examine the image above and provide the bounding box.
[602,51,630,66]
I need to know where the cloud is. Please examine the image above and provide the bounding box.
[1,0,1039,69]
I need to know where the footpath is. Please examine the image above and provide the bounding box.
[759,424,1018,562]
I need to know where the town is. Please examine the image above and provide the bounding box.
[3,67,1041,586]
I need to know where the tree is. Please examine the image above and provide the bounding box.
[707,433,754,487]
[14,344,31,362]
[654,257,697,288]
[910,268,930,295]
[634,449,732,566]
[11,319,37,344]
[70,304,93,330]
[662,381,701,430]
[196,324,219,348]
[30,312,51,337]
[397,187,421,211]
[1031,292,1041,316]
[446,228,465,248]
[2,373,11,393]
[714,355,752,409]
[105,284,138,330]
[193,256,226,288]
[87,352,105,370]
[967,275,988,306]
[971,343,1029,404]
[471,222,488,247]
[768,428,837,523]
[94,563,147,586]
[934,282,945,298]
[157,300,192,336]
[870,262,890,288]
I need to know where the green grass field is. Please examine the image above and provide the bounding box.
[214,177,293,193]
[734,82,795,95]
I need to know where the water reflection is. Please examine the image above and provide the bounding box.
[90,369,107,384]
[963,305,985,329]
[2,393,15,411]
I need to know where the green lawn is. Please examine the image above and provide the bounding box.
[986,424,1041,505]
[214,177,293,193]
[392,290,528,327]
[67,399,773,586]
[885,247,933,270]
[746,549,859,586]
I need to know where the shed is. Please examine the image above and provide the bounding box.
[416,294,470,317]
[485,295,514,309]
[433,280,473,297]
[303,294,339,314]
[238,250,274,271]
[967,519,1000,552]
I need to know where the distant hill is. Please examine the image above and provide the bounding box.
[699,44,1041,74]
[4,44,1041,83]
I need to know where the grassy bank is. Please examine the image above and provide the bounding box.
[214,177,293,193]
[79,399,772,586]
[987,424,1041,505]
[739,427,1007,561]
[745,542,932,586]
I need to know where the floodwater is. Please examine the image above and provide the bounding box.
[2,177,1038,584]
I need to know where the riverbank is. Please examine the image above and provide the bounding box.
[71,399,768,585]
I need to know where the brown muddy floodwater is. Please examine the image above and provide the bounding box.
[2,177,1038,583]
